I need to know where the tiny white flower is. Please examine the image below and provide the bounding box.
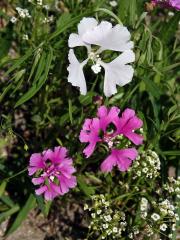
[84,204,88,210]
[97,209,102,215]
[143,167,148,173]
[151,213,160,221]
[109,1,118,7]
[22,34,29,40]
[91,213,96,218]
[160,223,167,231]
[103,223,108,229]
[10,17,17,23]
[172,224,176,231]
[37,0,43,5]
[168,11,174,16]
[67,17,134,97]
[113,227,118,233]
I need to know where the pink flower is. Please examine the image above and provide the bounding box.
[151,0,180,10]
[80,106,143,172]
[100,148,138,172]
[28,147,77,201]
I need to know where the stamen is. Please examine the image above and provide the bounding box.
[91,64,102,74]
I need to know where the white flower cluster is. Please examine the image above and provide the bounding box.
[16,7,31,18]
[132,150,161,179]
[140,197,148,219]
[84,194,127,239]
[43,16,54,23]
[128,226,140,239]
[164,177,180,199]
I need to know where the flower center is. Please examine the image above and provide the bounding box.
[88,52,102,74]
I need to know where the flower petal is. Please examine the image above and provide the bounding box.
[101,51,135,97]
[29,153,44,167]
[100,153,117,172]
[68,33,86,48]
[114,148,138,171]
[32,177,44,185]
[35,185,47,195]
[83,23,133,52]
[67,49,88,95]
[78,17,98,37]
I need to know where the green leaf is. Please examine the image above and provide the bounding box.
[36,195,51,217]
[143,77,161,99]
[0,205,20,223]
[5,194,36,236]
[68,99,73,124]
[162,151,180,156]
[14,47,53,108]
[4,48,33,76]
[0,181,7,197]
[79,92,95,106]
[77,176,95,197]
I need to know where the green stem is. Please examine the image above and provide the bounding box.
[1,167,28,183]
[95,8,123,25]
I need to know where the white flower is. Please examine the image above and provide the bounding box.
[22,34,29,40]
[67,17,135,97]
[113,227,118,233]
[151,213,160,221]
[84,204,88,210]
[160,223,167,231]
[109,1,118,7]
[10,17,17,23]
[97,209,102,215]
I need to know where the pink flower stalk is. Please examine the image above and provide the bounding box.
[80,106,143,172]
[151,0,180,10]
[28,147,77,201]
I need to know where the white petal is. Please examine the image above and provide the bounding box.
[78,17,98,37]
[67,49,88,95]
[100,51,135,97]
[68,33,85,48]
[83,22,134,52]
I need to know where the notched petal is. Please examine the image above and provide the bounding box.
[67,49,88,95]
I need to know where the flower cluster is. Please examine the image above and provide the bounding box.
[164,176,180,198]
[68,17,135,97]
[15,7,31,18]
[28,146,77,200]
[132,149,161,179]
[80,105,143,172]
[151,0,180,10]
[140,197,149,219]
[84,194,127,239]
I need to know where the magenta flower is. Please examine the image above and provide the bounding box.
[28,146,77,201]
[151,0,180,10]
[80,105,143,172]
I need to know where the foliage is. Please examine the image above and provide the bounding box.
[0,0,179,239]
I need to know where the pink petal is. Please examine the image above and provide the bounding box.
[32,177,44,185]
[97,106,108,118]
[100,154,117,172]
[35,185,47,195]
[125,132,144,145]
[115,148,138,171]
[42,149,54,162]
[28,167,38,176]
[29,153,44,168]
